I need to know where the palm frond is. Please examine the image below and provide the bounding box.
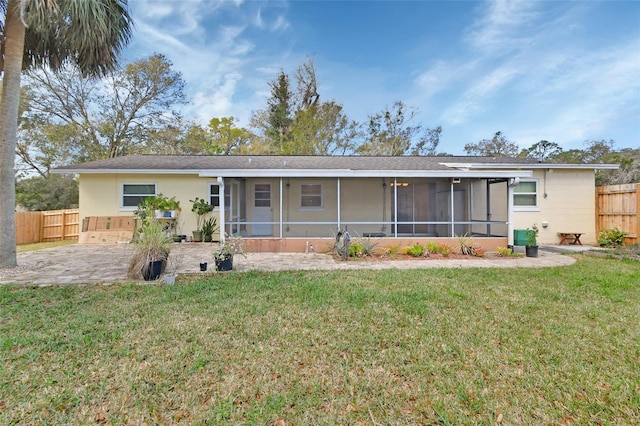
[20,0,133,76]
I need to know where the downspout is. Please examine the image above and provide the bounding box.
[217,177,225,244]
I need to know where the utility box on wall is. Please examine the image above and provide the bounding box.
[514,229,528,246]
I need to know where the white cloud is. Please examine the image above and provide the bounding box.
[254,5,290,32]
[191,72,243,123]
[466,0,540,54]
[441,66,519,126]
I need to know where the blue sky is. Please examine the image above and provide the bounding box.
[125,0,640,155]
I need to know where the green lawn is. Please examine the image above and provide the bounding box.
[1,256,638,425]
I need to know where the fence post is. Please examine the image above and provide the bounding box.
[636,183,640,245]
[61,210,67,240]
[39,211,44,242]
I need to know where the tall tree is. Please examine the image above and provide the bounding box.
[464,131,519,157]
[183,117,253,155]
[290,101,359,155]
[16,174,78,211]
[0,0,132,268]
[554,139,639,186]
[520,140,563,162]
[550,139,614,164]
[357,101,441,156]
[264,70,294,151]
[18,54,185,171]
[295,58,319,109]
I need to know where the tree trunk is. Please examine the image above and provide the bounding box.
[0,0,26,268]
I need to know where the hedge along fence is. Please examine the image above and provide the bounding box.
[596,183,639,245]
[15,209,80,244]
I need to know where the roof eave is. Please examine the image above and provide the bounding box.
[51,168,533,178]
[442,162,620,170]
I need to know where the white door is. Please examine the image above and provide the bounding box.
[252,183,272,236]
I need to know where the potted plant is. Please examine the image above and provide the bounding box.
[128,218,171,280]
[201,217,218,242]
[190,197,213,242]
[162,196,181,218]
[525,224,539,258]
[213,233,246,271]
[163,251,184,285]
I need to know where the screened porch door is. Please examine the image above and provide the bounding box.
[392,182,436,236]
[252,183,272,236]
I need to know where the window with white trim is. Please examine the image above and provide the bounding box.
[513,180,538,210]
[254,184,271,207]
[300,184,322,208]
[209,184,221,209]
[209,184,231,209]
[121,183,156,209]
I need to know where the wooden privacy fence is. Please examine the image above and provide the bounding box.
[15,209,80,244]
[596,183,639,245]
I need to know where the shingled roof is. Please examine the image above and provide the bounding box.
[54,154,536,171]
[53,154,615,178]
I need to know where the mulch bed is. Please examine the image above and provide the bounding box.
[335,252,519,262]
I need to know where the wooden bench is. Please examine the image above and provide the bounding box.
[558,232,583,245]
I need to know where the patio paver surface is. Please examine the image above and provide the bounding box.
[0,243,579,286]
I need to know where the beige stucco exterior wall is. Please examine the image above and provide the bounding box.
[79,169,598,245]
[79,173,221,239]
[513,169,597,245]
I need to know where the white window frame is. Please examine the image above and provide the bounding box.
[300,183,323,210]
[513,179,539,211]
[254,183,271,208]
[209,183,221,210]
[120,183,157,211]
[209,183,231,211]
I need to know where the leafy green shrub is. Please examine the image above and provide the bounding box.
[426,241,452,255]
[346,233,380,258]
[349,242,365,257]
[497,246,513,257]
[526,224,539,247]
[380,245,400,258]
[427,241,439,254]
[597,228,627,248]
[403,243,425,257]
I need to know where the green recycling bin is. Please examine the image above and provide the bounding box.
[514,229,528,246]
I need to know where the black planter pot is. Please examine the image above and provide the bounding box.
[199,262,208,272]
[525,245,539,258]
[215,254,233,272]
[143,259,165,281]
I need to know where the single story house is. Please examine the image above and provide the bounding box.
[53,155,618,252]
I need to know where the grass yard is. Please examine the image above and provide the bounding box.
[16,240,76,253]
[1,256,638,425]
